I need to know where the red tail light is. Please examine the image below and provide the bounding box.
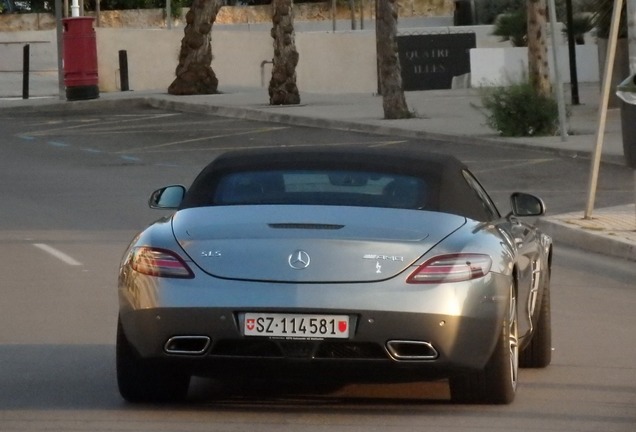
[130,247,194,279]
[407,254,492,284]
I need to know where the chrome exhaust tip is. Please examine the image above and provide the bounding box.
[164,336,211,355]
[386,340,438,361]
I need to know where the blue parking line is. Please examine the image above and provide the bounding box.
[15,134,155,165]
[120,155,141,162]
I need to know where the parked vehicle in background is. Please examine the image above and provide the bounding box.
[0,0,27,13]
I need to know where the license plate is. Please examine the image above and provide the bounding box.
[244,313,350,339]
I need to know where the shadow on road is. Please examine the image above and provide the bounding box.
[0,344,450,410]
[0,344,122,409]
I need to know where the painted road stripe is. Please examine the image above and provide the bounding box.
[33,243,83,266]
[120,127,290,153]
[120,155,142,162]
[471,158,555,174]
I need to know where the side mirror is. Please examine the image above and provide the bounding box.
[149,185,186,209]
[510,192,545,217]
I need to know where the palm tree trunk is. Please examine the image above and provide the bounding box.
[269,0,300,105]
[376,0,410,119]
[168,0,223,95]
[527,0,551,97]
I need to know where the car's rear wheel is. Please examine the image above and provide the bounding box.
[116,318,191,403]
[520,267,552,368]
[449,283,518,404]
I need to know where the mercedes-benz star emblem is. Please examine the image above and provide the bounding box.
[288,250,311,270]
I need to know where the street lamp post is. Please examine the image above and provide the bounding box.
[71,0,79,16]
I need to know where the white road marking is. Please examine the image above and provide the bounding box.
[33,243,83,266]
[471,158,556,173]
[119,140,408,154]
[22,113,180,136]
[118,126,291,153]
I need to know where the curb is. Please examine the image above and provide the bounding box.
[0,93,625,166]
[2,95,626,166]
[537,218,636,262]
[142,97,629,167]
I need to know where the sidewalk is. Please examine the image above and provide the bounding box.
[1,82,635,261]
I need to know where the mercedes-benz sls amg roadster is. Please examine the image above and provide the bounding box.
[117,147,552,404]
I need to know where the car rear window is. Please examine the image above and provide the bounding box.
[212,170,432,210]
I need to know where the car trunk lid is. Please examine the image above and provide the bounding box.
[172,205,466,283]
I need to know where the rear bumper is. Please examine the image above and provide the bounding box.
[119,306,503,376]
[119,266,511,377]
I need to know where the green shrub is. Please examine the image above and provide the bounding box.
[491,10,527,47]
[479,82,563,137]
[475,0,524,24]
[562,13,594,44]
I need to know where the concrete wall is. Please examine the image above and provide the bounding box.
[96,24,584,94]
[295,31,377,93]
[1,24,602,95]
[96,28,178,91]
[0,29,56,72]
[470,45,600,87]
[95,28,275,92]
[95,28,378,94]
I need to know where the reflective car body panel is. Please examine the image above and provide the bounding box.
[172,205,468,282]
[117,147,552,401]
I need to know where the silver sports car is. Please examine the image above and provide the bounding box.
[117,147,552,404]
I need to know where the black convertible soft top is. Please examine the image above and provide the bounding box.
[180,147,496,221]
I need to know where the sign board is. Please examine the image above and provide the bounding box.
[397,33,476,91]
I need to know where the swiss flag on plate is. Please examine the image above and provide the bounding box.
[338,320,348,333]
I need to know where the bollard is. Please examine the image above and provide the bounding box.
[22,44,30,100]
[119,50,129,91]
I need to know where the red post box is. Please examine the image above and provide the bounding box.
[63,17,99,101]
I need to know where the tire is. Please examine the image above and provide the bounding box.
[520,268,552,368]
[450,283,518,404]
[116,318,190,403]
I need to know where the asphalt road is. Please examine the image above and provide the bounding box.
[0,106,634,431]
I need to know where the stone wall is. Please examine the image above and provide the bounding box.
[0,11,56,31]
[0,0,453,31]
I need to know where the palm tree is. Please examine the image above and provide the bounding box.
[527,0,551,97]
[590,0,627,38]
[376,0,410,119]
[591,0,630,106]
[168,0,223,95]
[492,10,528,46]
[269,0,300,105]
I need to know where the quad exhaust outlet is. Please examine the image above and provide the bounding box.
[164,336,211,355]
[386,340,438,361]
